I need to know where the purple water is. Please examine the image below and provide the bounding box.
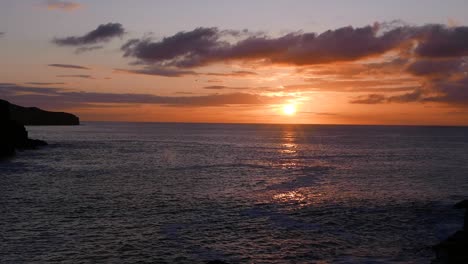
[1,122,468,263]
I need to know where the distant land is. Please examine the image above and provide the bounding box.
[3,99,80,126]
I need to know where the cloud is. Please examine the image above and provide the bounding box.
[406,58,465,77]
[119,24,468,109]
[204,71,258,77]
[115,67,257,78]
[53,23,125,47]
[48,64,90,70]
[350,83,468,105]
[75,46,104,54]
[203,85,249,90]
[0,83,64,96]
[25,82,66,85]
[351,54,468,106]
[46,22,468,109]
[206,79,223,83]
[45,0,81,11]
[114,67,197,77]
[424,77,468,104]
[121,24,415,68]
[283,83,418,93]
[415,25,468,58]
[57,74,94,79]
[0,83,287,109]
[349,94,387,104]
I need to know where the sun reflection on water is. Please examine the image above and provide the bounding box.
[270,127,327,208]
[272,189,323,207]
[280,128,298,155]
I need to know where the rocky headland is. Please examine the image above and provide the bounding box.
[0,99,59,159]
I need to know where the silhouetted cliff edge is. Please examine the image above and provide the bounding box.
[0,100,48,159]
[5,100,80,126]
[4,100,80,125]
[432,200,468,263]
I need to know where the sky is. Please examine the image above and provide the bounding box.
[1,0,468,125]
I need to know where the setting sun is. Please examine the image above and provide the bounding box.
[283,104,297,116]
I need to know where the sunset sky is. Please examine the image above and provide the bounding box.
[1,0,468,125]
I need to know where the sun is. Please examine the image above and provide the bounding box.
[282,104,296,116]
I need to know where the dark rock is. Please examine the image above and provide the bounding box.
[206,261,229,264]
[6,99,79,125]
[0,100,48,159]
[454,200,468,209]
[433,200,468,263]
[454,200,468,231]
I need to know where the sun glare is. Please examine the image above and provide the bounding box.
[282,104,296,116]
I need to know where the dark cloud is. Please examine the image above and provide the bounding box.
[349,94,387,104]
[296,58,409,80]
[0,83,287,110]
[114,67,198,77]
[45,0,81,11]
[284,84,418,94]
[415,25,468,58]
[204,71,258,77]
[304,78,417,87]
[57,75,94,79]
[350,90,424,104]
[114,67,257,78]
[388,90,425,103]
[338,24,468,106]
[25,82,66,85]
[424,77,468,104]
[120,24,468,110]
[75,46,104,54]
[350,83,468,105]
[53,23,125,47]
[406,58,465,77]
[281,78,419,93]
[121,27,222,67]
[203,85,226,90]
[121,25,415,68]
[0,84,64,96]
[48,64,90,70]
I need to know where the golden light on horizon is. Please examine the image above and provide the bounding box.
[282,104,297,116]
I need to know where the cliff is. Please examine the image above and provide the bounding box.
[6,100,80,125]
[432,200,468,264]
[0,100,48,159]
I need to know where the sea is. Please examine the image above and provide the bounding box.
[1,122,468,263]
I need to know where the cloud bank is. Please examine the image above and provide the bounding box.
[121,25,412,68]
[57,75,94,79]
[0,83,286,110]
[118,23,468,106]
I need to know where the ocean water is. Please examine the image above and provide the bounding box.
[1,122,468,263]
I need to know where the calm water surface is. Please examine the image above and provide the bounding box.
[1,123,468,263]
